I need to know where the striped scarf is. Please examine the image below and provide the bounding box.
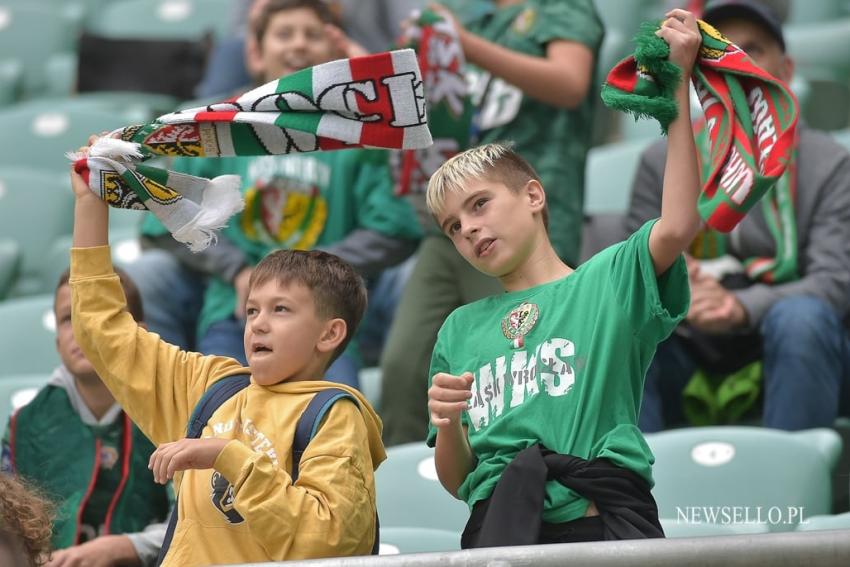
[392,9,472,197]
[71,49,432,251]
[601,20,798,233]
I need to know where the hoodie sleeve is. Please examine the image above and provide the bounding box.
[213,400,378,559]
[70,246,247,446]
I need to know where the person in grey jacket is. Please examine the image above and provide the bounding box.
[625,0,850,431]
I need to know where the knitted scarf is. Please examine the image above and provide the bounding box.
[690,121,799,283]
[602,20,798,233]
[393,9,472,197]
[70,49,432,251]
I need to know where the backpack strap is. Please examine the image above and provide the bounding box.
[157,374,251,566]
[291,388,380,555]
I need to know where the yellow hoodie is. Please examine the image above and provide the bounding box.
[70,246,386,566]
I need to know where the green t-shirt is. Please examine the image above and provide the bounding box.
[143,150,422,337]
[444,0,604,264]
[427,221,689,523]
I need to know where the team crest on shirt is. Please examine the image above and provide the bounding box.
[512,7,536,35]
[210,471,245,524]
[501,302,539,349]
[99,446,119,470]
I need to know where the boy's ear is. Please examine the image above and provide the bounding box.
[316,318,347,354]
[525,179,546,214]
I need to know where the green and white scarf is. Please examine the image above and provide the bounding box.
[71,49,432,251]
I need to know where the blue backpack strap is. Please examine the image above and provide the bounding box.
[291,388,379,555]
[187,374,252,438]
[156,374,251,566]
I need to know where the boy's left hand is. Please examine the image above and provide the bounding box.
[656,9,701,75]
[149,438,230,484]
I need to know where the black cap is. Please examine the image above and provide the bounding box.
[703,0,786,52]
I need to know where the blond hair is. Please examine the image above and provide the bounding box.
[426,143,548,229]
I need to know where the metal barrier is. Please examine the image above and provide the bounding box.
[225,529,850,567]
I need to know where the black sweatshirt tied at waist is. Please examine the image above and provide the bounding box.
[461,444,665,548]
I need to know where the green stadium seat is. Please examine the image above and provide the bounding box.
[795,512,850,532]
[359,366,382,408]
[0,59,22,105]
[85,0,234,41]
[0,239,20,300]
[0,295,61,377]
[786,19,850,82]
[0,374,50,430]
[0,4,77,98]
[0,167,74,296]
[585,138,653,215]
[376,443,469,533]
[0,104,129,172]
[378,527,461,555]
[646,427,842,532]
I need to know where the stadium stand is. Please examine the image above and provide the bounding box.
[647,427,842,532]
[0,373,50,429]
[0,167,74,297]
[0,294,60,376]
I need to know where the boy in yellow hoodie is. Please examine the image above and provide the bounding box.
[67,161,385,565]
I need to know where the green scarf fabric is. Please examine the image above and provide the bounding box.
[684,362,763,426]
[602,19,798,233]
[70,49,432,251]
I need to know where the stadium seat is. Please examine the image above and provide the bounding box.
[0,3,77,98]
[833,129,850,151]
[646,427,842,532]
[85,0,234,41]
[787,0,850,25]
[18,93,179,125]
[378,527,461,555]
[0,374,50,430]
[359,366,382,408]
[0,166,74,296]
[584,138,653,215]
[0,295,61,377]
[795,512,850,532]
[786,19,850,83]
[0,105,128,172]
[0,239,20,300]
[375,443,470,533]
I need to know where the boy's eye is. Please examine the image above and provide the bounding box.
[274,305,290,313]
[246,307,258,317]
[449,221,461,235]
[474,198,488,210]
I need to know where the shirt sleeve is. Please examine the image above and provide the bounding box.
[531,0,604,51]
[606,220,690,345]
[213,400,377,559]
[353,151,423,242]
[70,246,247,446]
[126,521,167,567]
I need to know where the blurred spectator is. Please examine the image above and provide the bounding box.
[2,268,170,566]
[129,0,421,388]
[627,0,850,431]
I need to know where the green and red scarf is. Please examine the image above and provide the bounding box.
[690,120,799,283]
[602,20,798,233]
[393,9,472,197]
[71,49,432,251]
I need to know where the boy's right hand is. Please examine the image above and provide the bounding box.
[656,9,701,76]
[428,372,474,428]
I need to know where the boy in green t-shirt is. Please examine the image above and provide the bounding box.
[380,0,604,446]
[425,10,702,547]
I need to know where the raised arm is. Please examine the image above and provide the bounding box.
[69,168,245,445]
[648,10,703,275]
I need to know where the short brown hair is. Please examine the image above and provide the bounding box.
[56,267,144,323]
[427,143,549,231]
[0,475,54,567]
[249,249,367,365]
[253,0,340,45]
